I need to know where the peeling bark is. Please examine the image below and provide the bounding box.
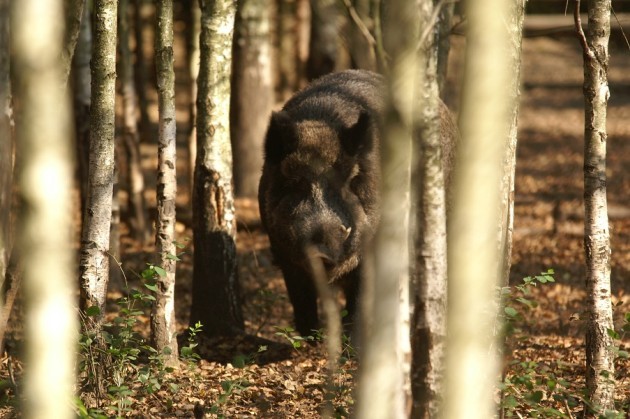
[190,0,244,337]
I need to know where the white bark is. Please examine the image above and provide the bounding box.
[442,0,512,417]
[153,0,179,365]
[576,0,615,413]
[499,0,526,287]
[411,0,448,416]
[355,2,417,417]
[12,0,77,417]
[190,0,244,336]
[79,0,118,332]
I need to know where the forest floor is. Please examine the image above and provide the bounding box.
[3,16,630,419]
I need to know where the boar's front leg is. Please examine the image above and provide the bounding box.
[281,265,319,337]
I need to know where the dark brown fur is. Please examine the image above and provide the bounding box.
[258,69,457,335]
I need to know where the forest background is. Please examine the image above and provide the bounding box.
[1,0,630,418]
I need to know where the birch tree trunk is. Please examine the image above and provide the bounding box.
[153,0,179,366]
[12,0,77,416]
[190,0,244,337]
[498,0,525,289]
[411,0,448,416]
[61,0,86,87]
[575,0,615,413]
[231,0,273,198]
[119,0,149,244]
[0,0,12,298]
[79,0,118,336]
[434,0,454,97]
[355,1,416,417]
[73,3,92,216]
[442,0,512,416]
[184,0,200,195]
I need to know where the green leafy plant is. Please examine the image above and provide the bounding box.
[207,378,251,418]
[181,321,203,365]
[77,263,178,416]
[499,268,555,336]
[274,326,317,349]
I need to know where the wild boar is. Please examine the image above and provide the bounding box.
[258,69,456,336]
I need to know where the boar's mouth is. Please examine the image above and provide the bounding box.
[305,246,338,282]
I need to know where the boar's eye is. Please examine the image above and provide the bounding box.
[345,164,362,193]
[347,164,360,182]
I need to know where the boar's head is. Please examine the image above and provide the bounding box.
[258,106,381,281]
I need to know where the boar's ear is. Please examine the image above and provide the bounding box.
[264,111,297,165]
[341,111,371,156]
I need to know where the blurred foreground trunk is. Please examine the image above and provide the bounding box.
[442,0,513,416]
[354,0,416,417]
[12,0,78,416]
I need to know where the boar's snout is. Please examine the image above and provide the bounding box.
[302,219,353,270]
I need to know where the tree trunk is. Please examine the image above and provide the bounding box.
[344,0,376,71]
[190,0,244,337]
[0,0,12,300]
[119,0,149,245]
[498,0,525,290]
[307,0,338,80]
[354,1,417,417]
[231,0,273,198]
[575,0,615,413]
[183,0,201,198]
[410,0,447,417]
[12,0,78,416]
[134,0,152,143]
[276,0,310,100]
[78,0,118,336]
[153,0,179,366]
[434,0,454,97]
[73,3,92,217]
[442,0,512,417]
[61,0,86,87]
